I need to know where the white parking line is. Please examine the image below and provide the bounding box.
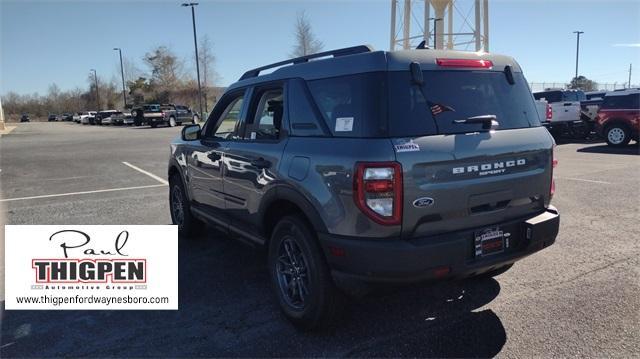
[0,184,167,203]
[122,162,169,185]
[556,177,612,185]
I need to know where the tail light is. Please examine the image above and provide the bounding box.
[436,58,493,68]
[546,104,552,121]
[550,145,558,199]
[354,162,403,225]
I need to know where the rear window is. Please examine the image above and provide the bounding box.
[534,91,562,103]
[601,94,640,109]
[144,105,160,111]
[388,71,540,137]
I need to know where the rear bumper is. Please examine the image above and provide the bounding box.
[319,206,559,288]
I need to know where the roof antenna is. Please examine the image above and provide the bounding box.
[416,40,430,50]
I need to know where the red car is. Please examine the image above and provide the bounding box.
[596,89,640,147]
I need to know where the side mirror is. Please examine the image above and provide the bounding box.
[181,124,201,141]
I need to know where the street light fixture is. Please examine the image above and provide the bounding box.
[429,17,443,49]
[90,69,100,110]
[181,2,204,119]
[573,31,584,80]
[113,48,127,109]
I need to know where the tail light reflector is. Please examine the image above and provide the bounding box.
[354,162,403,226]
[546,104,552,121]
[436,58,493,68]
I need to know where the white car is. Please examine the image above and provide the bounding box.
[79,111,97,125]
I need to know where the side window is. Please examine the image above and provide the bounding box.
[213,95,244,139]
[246,89,284,140]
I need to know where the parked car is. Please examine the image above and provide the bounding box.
[73,112,83,123]
[533,89,587,138]
[96,110,119,125]
[79,111,97,125]
[168,45,560,329]
[110,111,131,125]
[595,89,640,147]
[61,113,74,121]
[48,113,58,122]
[20,113,30,122]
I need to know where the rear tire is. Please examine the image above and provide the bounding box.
[268,215,344,331]
[605,124,631,147]
[169,174,203,238]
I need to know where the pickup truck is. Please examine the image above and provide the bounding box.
[534,89,588,138]
[131,103,198,128]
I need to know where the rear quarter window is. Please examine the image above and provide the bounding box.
[306,73,386,137]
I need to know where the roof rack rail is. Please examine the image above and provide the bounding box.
[239,44,374,80]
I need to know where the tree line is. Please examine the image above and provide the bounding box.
[3,13,323,120]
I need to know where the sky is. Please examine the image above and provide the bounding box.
[1,0,639,95]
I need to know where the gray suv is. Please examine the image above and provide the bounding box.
[168,45,560,329]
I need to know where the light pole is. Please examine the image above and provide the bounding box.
[182,2,204,119]
[429,17,443,49]
[113,48,127,109]
[573,31,584,80]
[90,69,100,110]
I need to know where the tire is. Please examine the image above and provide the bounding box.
[605,123,631,147]
[169,174,203,237]
[268,215,344,330]
[169,116,177,127]
[150,122,158,128]
[193,115,199,124]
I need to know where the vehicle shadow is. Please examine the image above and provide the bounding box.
[577,144,639,155]
[1,229,506,358]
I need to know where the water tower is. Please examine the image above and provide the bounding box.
[390,0,489,51]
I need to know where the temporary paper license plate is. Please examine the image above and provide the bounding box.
[475,227,504,257]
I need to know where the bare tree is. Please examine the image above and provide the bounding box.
[122,56,144,84]
[144,46,184,101]
[197,34,220,112]
[291,11,324,57]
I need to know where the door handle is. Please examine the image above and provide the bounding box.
[250,158,271,169]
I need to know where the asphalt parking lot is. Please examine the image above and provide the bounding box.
[1,122,639,357]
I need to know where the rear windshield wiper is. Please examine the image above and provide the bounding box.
[453,115,499,130]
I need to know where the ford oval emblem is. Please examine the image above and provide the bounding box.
[413,197,434,208]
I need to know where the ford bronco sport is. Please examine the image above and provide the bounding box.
[168,45,560,329]
[595,89,640,147]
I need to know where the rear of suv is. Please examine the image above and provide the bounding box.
[595,89,640,147]
[168,45,560,329]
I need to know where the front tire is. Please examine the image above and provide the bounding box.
[169,174,203,237]
[268,215,344,330]
[605,124,631,147]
